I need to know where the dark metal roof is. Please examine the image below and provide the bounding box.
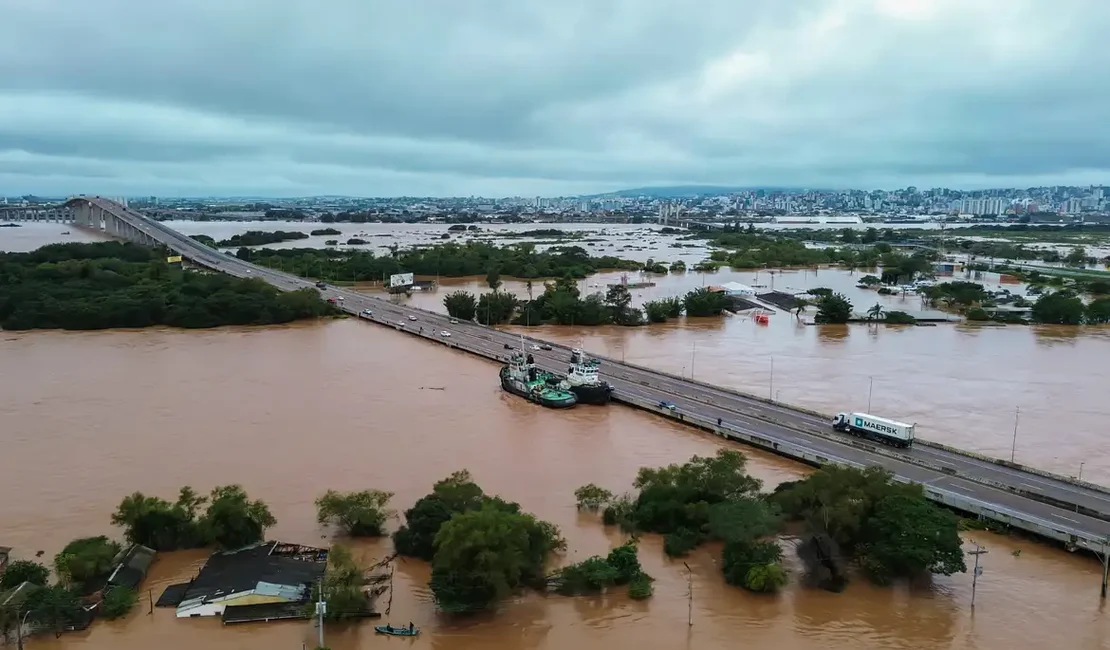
[107,545,157,590]
[181,542,328,604]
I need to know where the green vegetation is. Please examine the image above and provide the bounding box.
[548,541,651,599]
[100,586,138,620]
[0,242,336,331]
[239,242,640,282]
[814,292,853,324]
[0,560,50,589]
[21,585,84,637]
[643,297,683,323]
[392,471,566,614]
[771,465,965,588]
[573,484,614,511]
[442,277,647,326]
[111,484,275,551]
[315,489,395,537]
[311,228,341,236]
[965,306,990,321]
[643,258,669,273]
[216,230,309,247]
[683,287,731,317]
[920,281,990,308]
[430,502,565,614]
[443,290,477,320]
[392,471,498,561]
[1031,291,1086,325]
[189,234,217,247]
[54,536,120,590]
[670,260,687,272]
[577,454,965,594]
[578,450,787,594]
[346,238,367,245]
[883,310,917,325]
[310,546,375,620]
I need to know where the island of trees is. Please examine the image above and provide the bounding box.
[576,450,966,593]
[441,276,733,326]
[215,230,309,247]
[0,242,337,331]
[1,454,975,640]
[237,241,641,282]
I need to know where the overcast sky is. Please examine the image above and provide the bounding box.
[0,0,1106,197]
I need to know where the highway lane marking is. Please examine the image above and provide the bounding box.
[1049,512,1081,523]
[1020,482,1042,491]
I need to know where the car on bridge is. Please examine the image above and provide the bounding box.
[361,309,373,317]
[315,282,327,289]
[408,315,417,321]
[440,331,451,337]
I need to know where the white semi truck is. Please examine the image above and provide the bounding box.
[832,412,915,448]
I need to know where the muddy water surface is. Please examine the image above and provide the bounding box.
[2,321,1109,650]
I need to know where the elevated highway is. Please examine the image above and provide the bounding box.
[55,197,1110,563]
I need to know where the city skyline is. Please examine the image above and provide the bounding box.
[1,0,1109,197]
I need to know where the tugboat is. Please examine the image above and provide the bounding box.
[500,351,578,409]
[564,348,613,405]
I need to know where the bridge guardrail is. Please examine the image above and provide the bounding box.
[86,202,1110,540]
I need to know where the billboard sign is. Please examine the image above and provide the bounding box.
[389,272,414,287]
[166,255,183,264]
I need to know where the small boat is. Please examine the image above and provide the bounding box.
[375,623,419,637]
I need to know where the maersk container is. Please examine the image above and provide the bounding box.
[832,412,915,448]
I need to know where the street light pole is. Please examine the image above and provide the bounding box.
[769,356,774,400]
[1079,462,1086,482]
[16,609,31,650]
[1010,406,1020,463]
[867,376,874,413]
[690,341,696,380]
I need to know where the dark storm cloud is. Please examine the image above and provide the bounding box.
[0,0,1107,196]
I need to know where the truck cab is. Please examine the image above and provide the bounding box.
[832,412,851,431]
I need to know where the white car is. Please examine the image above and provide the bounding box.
[531,344,541,351]
[440,331,451,337]
[408,315,417,321]
[450,318,459,324]
[361,309,372,316]
[397,320,406,326]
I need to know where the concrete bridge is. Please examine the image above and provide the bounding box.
[20,196,1110,591]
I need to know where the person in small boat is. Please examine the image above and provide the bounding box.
[409,621,414,632]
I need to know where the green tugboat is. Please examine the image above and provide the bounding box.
[500,351,577,409]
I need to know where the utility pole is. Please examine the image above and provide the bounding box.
[1100,538,1110,599]
[968,544,987,609]
[1010,407,1020,463]
[683,562,693,626]
[690,341,696,380]
[315,578,326,649]
[867,376,874,412]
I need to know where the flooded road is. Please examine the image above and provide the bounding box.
[2,321,1109,650]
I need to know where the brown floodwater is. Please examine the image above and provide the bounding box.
[2,321,1110,650]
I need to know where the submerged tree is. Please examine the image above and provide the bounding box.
[315,489,395,537]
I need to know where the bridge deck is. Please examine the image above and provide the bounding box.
[57,197,1110,555]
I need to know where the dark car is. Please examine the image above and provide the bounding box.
[504,343,513,350]
[315,281,327,289]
